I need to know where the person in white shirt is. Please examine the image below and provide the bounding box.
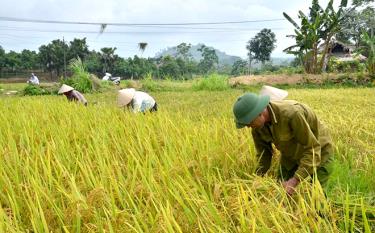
[27,73,40,85]
[118,88,157,113]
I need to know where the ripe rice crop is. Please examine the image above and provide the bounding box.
[0,88,374,232]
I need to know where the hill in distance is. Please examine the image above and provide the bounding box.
[155,43,242,66]
[155,44,293,67]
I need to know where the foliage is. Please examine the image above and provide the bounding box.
[157,55,182,79]
[192,73,229,91]
[61,57,93,93]
[20,49,39,70]
[84,51,103,74]
[283,0,348,74]
[140,73,161,92]
[360,31,375,78]
[122,79,139,89]
[23,84,50,96]
[198,45,219,74]
[0,46,4,71]
[3,51,22,71]
[336,6,374,47]
[246,29,276,65]
[68,38,89,62]
[327,57,366,73]
[138,42,148,57]
[38,39,69,76]
[176,42,192,60]
[231,60,248,76]
[100,47,117,74]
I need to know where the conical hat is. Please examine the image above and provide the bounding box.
[118,88,136,107]
[259,85,288,101]
[58,84,74,94]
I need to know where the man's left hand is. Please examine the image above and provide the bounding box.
[282,177,300,195]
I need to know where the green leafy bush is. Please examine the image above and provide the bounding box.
[61,58,93,93]
[23,85,50,96]
[192,74,229,91]
[327,58,365,73]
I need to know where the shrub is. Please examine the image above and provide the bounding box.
[61,58,93,93]
[140,73,161,92]
[23,84,50,96]
[122,80,140,89]
[327,58,365,73]
[192,74,229,91]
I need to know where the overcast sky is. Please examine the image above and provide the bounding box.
[0,0,342,59]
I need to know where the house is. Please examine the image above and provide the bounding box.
[320,40,367,62]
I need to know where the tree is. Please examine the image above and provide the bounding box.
[68,38,89,61]
[84,51,103,75]
[38,39,68,77]
[247,29,276,65]
[352,0,374,6]
[176,43,192,61]
[0,46,5,73]
[283,0,348,74]
[20,49,38,70]
[4,51,21,71]
[100,47,117,74]
[360,31,375,78]
[138,42,148,57]
[231,60,248,76]
[198,45,218,74]
[337,0,374,47]
[158,55,181,78]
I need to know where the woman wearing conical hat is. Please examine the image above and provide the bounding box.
[117,88,157,113]
[58,84,88,106]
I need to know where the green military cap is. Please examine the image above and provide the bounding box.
[233,93,270,129]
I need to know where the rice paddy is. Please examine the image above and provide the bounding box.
[0,86,374,232]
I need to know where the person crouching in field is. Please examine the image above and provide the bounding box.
[118,88,157,113]
[233,90,333,196]
[58,84,88,106]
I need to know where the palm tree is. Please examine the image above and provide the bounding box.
[138,42,148,57]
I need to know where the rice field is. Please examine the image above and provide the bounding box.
[0,86,374,232]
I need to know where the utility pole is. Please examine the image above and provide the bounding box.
[248,53,252,76]
[63,36,66,79]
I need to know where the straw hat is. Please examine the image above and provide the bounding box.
[58,84,74,94]
[259,85,288,101]
[118,88,136,107]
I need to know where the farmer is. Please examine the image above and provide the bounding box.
[27,73,40,85]
[233,90,333,195]
[118,88,157,113]
[58,84,88,106]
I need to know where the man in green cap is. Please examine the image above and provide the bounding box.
[233,92,333,195]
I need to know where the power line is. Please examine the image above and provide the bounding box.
[0,27,288,34]
[0,16,286,26]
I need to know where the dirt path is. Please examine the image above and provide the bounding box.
[229,74,330,86]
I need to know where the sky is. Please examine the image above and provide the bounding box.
[0,0,342,59]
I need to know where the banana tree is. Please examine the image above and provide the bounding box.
[283,0,348,74]
[360,31,375,78]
